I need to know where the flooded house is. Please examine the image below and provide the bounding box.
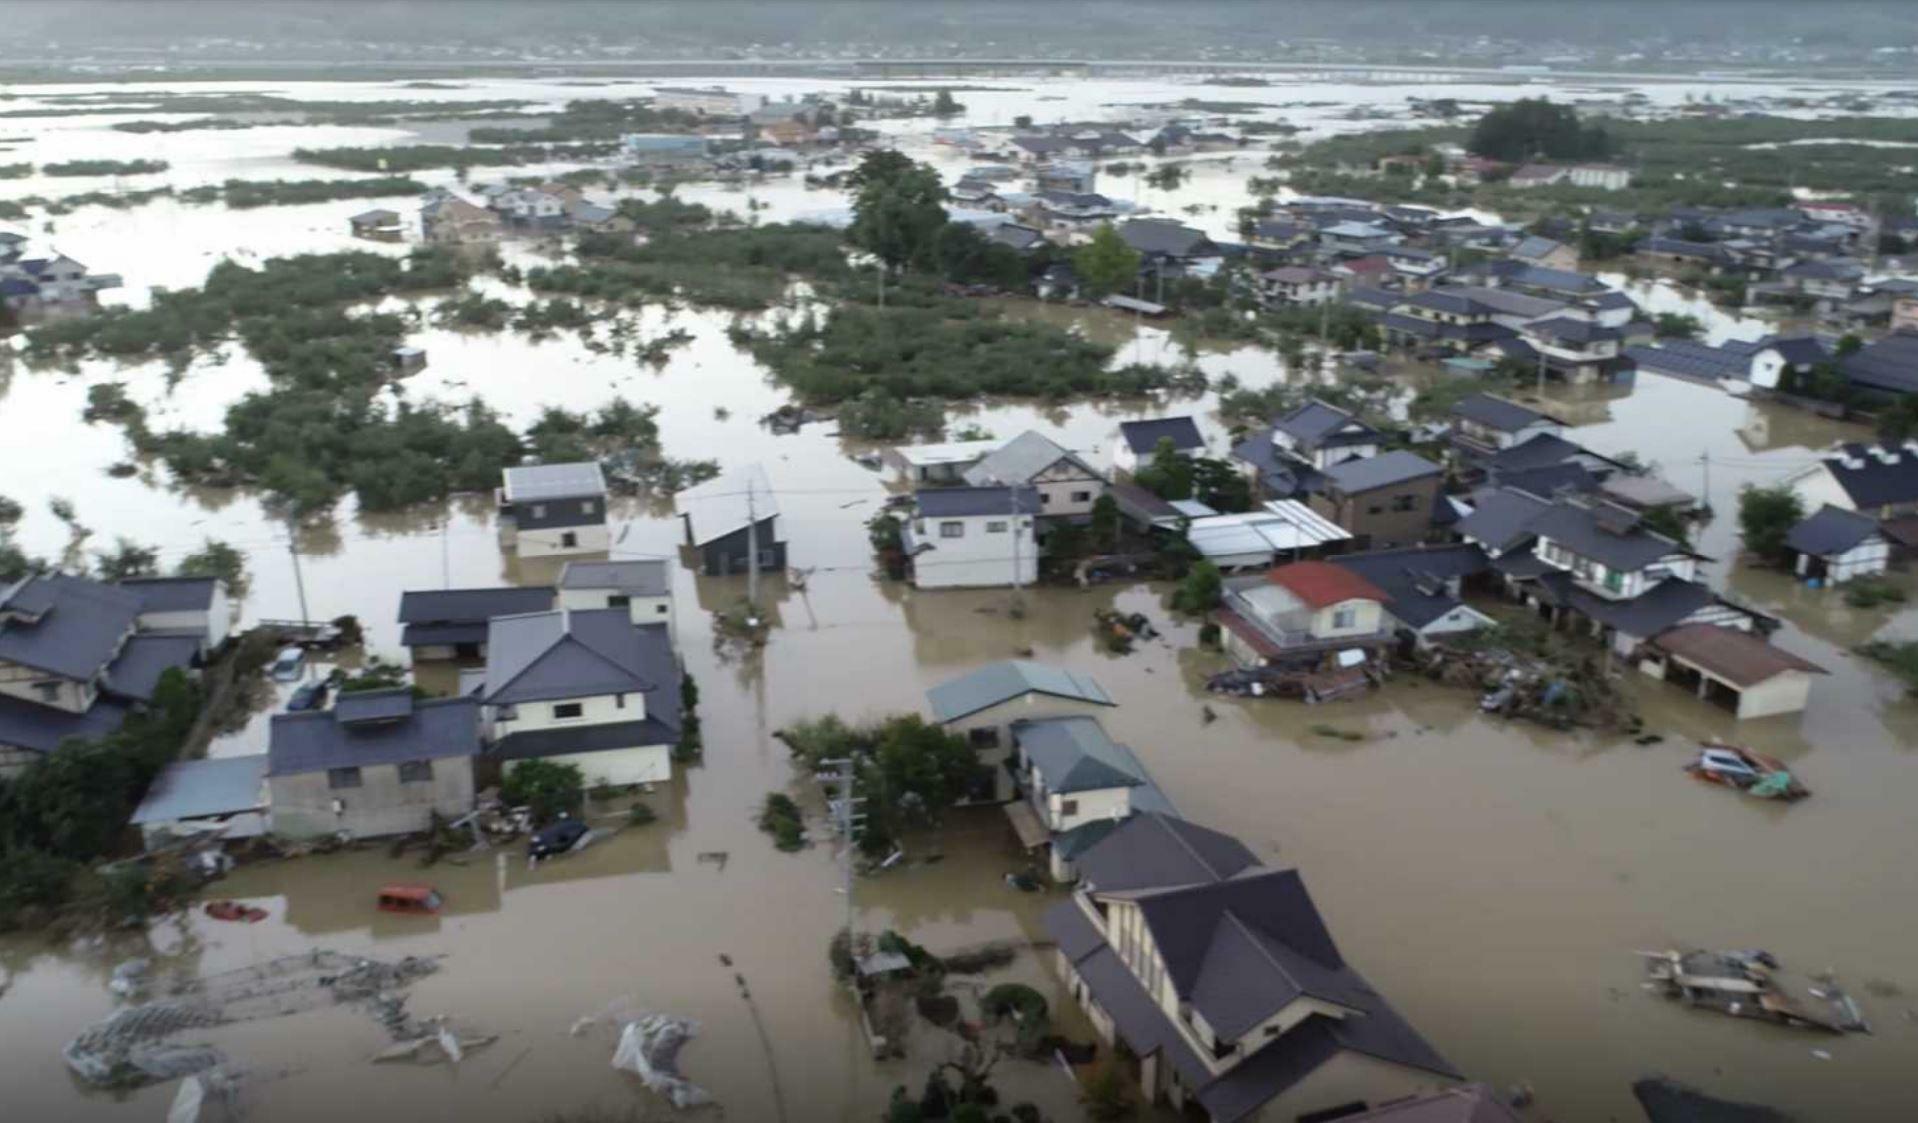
[1113,416,1206,476]
[963,430,1106,524]
[1784,441,1918,519]
[266,691,482,839]
[1447,393,1566,462]
[0,243,120,315]
[1233,399,1382,500]
[119,575,230,654]
[887,437,1008,485]
[675,463,787,577]
[557,559,675,635]
[1639,623,1828,720]
[1308,450,1444,549]
[419,190,503,245]
[1008,714,1167,878]
[1328,545,1497,646]
[1258,265,1341,309]
[398,585,558,661]
[129,753,269,850]
[1045,853,1458,1122]
[1509,234,1578,271]
[1182,503,1352,571]
[1783,504,1890,586]
[1218,561,1394,669]
[348,208,403,241]
[497,462,609,557]
[0,574,203,776]
[926,660,1115,803]
[903,486,1040,589]
[480,608,681,787]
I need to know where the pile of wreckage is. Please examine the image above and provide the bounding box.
[1640,948,1869,1034]
[1416,639,1637,731]
[1205,660,1381,704]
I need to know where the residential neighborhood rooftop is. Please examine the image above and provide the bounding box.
[926,660,1112,723]
[1267,560,1388,608]
[501,461,607,502]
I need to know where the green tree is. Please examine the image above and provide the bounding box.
[1132,436,1195,500]
[1653,312,1704,339]
[1191,457,1252,512]
[846,150,950,273]
[1640,504,1692,546]
[1878,394,1918,442]
[1738,485,1804,564]
[93,537,159,581]
[930,89,963,117]
[1073,222,1142,298]
[1171,560,1223,616]
[500,760,585,824]
[1468,97,1612,162]
[175,538,249,595]
[1089,493,1120,549]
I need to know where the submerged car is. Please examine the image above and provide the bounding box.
[528,818,590,860]
[268,645,306,682]
[286,681,329,711]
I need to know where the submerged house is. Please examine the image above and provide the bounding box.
[1784,505,1889,587]
[903,486,1041,589]
[497,462,609,558]
[963,430,1107,524]
[1309,451,1444,549]
[1448,393,1565,461]
[130,753,271,851]
[1218,561,1393,669]
[398,585,557,661]
[557,559,675,634]
[675,464,787,577]
[1640,624,1826,720]
[1009,715,1169,878]
[926,660,1114,804]
[1785,442,1918,520]
[0,574,202,777]
[480,608,681,786]
[1045,852,1459,1122]
[1114,416,1207,476]
[267,691,481,839]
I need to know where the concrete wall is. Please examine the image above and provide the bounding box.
[269,758,476,839]
[517,523,612,558]
[1032,460,1105,520]
[507,743,671,786]
[1736,671,1816,720]
[1044,783,1131,833]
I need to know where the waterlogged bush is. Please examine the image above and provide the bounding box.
[42,158,169,176]
[218,176,428,208]
[293,142,616,172]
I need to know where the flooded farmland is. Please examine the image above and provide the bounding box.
[4,69,1918,1123]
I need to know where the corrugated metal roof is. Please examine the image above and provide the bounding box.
[502,461,606,502]
[675,463,778,545]
[131,754,268,825]
[1012,716,1146,793]
[926,660,1112,723]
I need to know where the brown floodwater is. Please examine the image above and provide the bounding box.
[6,73,1918,1123]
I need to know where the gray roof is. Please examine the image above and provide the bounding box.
[926,660,1113,722]
[915,486,1042,518]
[675,463,778,546]
[1335,1085,1521,1123]
[964,430,1097,487]
[1013,716,1147,793]
[1330,544,1491,629]
[1272,400,1377,448]
[1320,450,1441,495]
[0,692,130,755]
[1556,574,1719,640]
[1786,504,1882,557]
[1624,340,1752,381]
[483,610,671,706]
[1821,443,1918,508]
[1511,235,1566,261]
[398,586,556,625]
[1527,316,1620,345]
[334,688,416,725]
[1118,218,1219,259]
[1118,416,1203,455]
[502,461,606,502]
[1456,486,1552,552]
[268,696,480,777]
[1840,331,1918,397]
[1073,811,1261,894]
[1452,392,1561,432]
[1530,498,1688,572]
[131,754,268,825]
[103,633,200,703]
[119,576,220,614]
[0,573,141,680]
[495,716,680,761]
[558,559,670,596]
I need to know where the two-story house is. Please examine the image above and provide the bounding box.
[558,559,675,637]
[1008,715,1173,878]
[1044,834,1459,1122]
[1785,442,1918,520]
[903,486,1041,589]
[481,608,681,787]
[927,660,1115,804]
[963,430,1106,524]
[1448,393,1565,462]
[398,585,558,662]
[1310,450,1444,548]
[1114,416,1207,477]
[0,574,203,776]
[1218,561,1393,669]
[1259,266,1341,309]
[420,190,503,245]
[267,690,481,839]
[498,462,609,558]
[675,463,788,577]
[1232,400,1382,500]
[1518,316,1627,384]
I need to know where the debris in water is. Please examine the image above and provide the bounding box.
[611,1014,712,1109]
[166,1075,204,1123]
[110,958,151,1000]
[437,1026,464,1065]
[1812,1049,1832,1060]
[1640,948,1869,1033]
[569,1017,596,1037]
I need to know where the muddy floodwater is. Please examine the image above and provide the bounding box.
[5,71,1918,1123]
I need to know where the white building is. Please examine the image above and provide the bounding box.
[482,608,682,787]
[1784,504,1890,586]
[963,430,1106,521]
[904,487,1040,589]
[120,575,230,653]
[926,661,1116,804]
[557,559,675,636]
[652,86,764,117]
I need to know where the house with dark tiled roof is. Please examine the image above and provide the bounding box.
[1329,544,1496,643]
[1448,393,1565,460]
[480,608,682,786]
[1785,441,1918,519]
[904,486,1042,589]
[0,573,204,776]
[268,691,481,838]
[1115,416,1207,476]
[1510,235,1577,271]
[926,661,1113,804]
[398,585,558,661]
[1310,451,1445,548]
[1045,855,1459,1122]
[1785,504,1889,586]
[1836,330,1918,402]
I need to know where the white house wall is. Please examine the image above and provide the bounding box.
[1046,784,1132,832]
[1796,538,1890,584]
[508,744,671,787]
[494,689,646,734]
[516,523,612,558]
[556,588,675,635]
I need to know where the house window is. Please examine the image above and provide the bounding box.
[1366,504,1384,516]
[1039,492,1052,505]
[969,727,1000,749]
[1391,494,1419,512]
[560,531,579,548]
[614,693,626,709]
[580,499,596,515]
[327,767,363,790]
[940,521,965,539]
[398,761,433,784]
[32,681,61,703]
[985,520,1008,533]
[531,504,547,518]
[553,702,584,720]
[656,604,669,615]
[1604,569,1625,592]
[607,594,631,608]
[496,703,518,722]
[1071,490,1092,502]
[1059,799,1079,816]
[1332,607,1358,629]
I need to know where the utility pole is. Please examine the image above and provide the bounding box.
[744,473,760,609]
[1009,487,1026,616]
[1699,450,1712,515]
[819,758,866,943]
[1536,344,1547,398]
[286,519,310,629]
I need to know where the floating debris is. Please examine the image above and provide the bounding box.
[1686,743,1809,801]
[1641,949,1869,1034]
[611,1014,712,1109]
